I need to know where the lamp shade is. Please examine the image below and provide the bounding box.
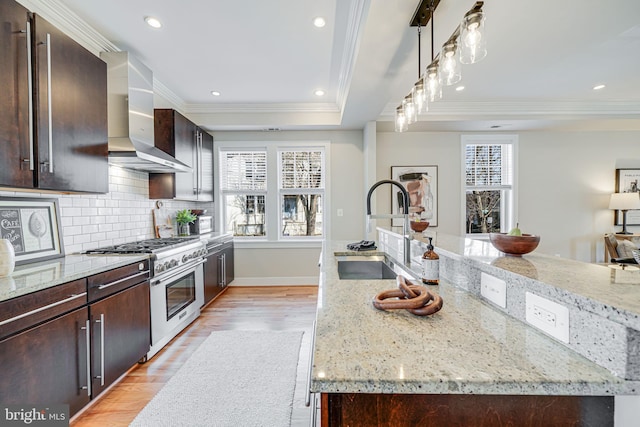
[609,192,640,210]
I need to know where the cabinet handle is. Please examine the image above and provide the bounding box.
[39,33,54,173]
[95,313,105,387]
[97,270,149,290]
[198,132,203,194]
[46,33,53,173]
[0,292,87,326]
[25,21,35,171]
[80,319,92,397]
[221,253,226,286]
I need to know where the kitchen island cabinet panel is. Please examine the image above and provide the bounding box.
[0,0,33,188]
[321,393,614,427]
[0,307,91,416]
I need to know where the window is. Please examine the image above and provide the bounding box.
[220,151,267,237]
[279,150,324,238]
[462,135,517,236]
[218,143,327,242]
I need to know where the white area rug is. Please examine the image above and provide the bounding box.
[130,330,304,427]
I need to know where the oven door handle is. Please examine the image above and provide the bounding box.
[150,258,206,286]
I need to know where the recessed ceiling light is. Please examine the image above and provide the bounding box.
[144,16,162,29]
[593,84,606,90]
[455,85,465,91]
[314,89,325,97]
[313,17,326,28]
[211,91,221,96]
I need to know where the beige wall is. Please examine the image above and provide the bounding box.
[376,130,640,262]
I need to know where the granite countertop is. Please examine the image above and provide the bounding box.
[0,253,150,303]
[311,240,640,396]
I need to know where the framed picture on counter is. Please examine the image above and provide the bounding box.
[390,166,438,227]
[0,197,65,265]
[615,169,640,226]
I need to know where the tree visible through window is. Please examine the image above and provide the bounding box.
[463,136,516,235]
[279,150,324,237]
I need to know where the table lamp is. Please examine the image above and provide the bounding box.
[609,192,640,234]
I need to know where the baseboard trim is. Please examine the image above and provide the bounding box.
[230,276,318,286]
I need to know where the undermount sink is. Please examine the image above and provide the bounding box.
[337,256,397,280]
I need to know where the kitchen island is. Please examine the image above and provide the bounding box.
[310,234,640,426]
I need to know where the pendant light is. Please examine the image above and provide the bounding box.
[439,34,461,86]
[395,106,408,132]
[460,3,487,64]
[395,1,486,132]
[425,60,441,102]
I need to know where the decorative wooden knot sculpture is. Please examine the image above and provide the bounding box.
[373,275,443,316]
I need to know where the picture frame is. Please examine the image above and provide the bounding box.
[391,166,438,227]
[615,169,640,226]
[0,197,65,265]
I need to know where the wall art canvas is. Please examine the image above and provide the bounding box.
[391,166,438,227]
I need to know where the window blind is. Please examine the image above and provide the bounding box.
[279,150,324,189]
[465,144,512,187]
[220,151,267,191]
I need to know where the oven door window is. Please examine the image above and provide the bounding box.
[165,271,196,320]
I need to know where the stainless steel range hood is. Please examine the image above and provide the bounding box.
[100,51,191,173]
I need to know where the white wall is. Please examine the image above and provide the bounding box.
[376,130,640,262]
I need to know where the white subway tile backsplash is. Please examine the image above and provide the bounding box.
[5,166,214,255]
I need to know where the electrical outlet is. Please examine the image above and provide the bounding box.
[337,209,344,217]
[525,292,569,343]
[481,272,506,308]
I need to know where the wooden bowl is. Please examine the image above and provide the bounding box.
[410,221,430,232]
[489,233,540,257]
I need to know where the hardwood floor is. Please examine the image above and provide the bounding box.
[71,286,318,427]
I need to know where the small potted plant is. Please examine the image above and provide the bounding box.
[175,209,197,236]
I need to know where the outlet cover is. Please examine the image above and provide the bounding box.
[481,272,507,308]
[525,292,569,343]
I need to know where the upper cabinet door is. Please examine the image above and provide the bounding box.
[198,128,214,202]
[0,1,34,188]
[32,14,108,193]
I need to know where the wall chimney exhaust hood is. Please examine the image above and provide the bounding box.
[100,51,191,173]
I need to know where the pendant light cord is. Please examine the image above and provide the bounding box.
[430,0,435,61]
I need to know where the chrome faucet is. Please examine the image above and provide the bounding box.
[366,179,412,266]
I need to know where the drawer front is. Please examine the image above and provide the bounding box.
[87,260,150,302]
[0,279,87,340]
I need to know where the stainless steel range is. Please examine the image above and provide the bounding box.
[86,237,207,360]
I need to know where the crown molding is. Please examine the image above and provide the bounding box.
[184,103,341,115]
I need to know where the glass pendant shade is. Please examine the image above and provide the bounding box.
[460,10,487,64]
[425,61,442,102]
[439,39,462,86]
[402,94,417,124]
[413,78,427,114]
[395,106,408,132]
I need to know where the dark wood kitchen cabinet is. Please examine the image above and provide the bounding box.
[0,278,90,417]
[87,260,151,397]
[0,0,108,193]
[0,260,150,416]
[203,240,234,306]
[150,109,213,201]
[89,282,150,398]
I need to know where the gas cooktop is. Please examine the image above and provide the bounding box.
[85,237,200,254]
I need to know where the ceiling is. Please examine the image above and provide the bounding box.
[35,0,640,132]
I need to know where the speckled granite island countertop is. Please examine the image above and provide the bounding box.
[310,240,640,396]
[0,254,150,303]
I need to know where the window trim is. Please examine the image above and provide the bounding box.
[215,140,331,247]
[460,134,518,238]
